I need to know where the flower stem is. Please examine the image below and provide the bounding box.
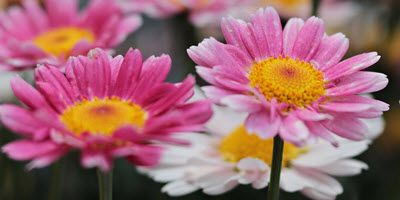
[97,168,113,200]
[312,0,321,16]
[267,136,284,200]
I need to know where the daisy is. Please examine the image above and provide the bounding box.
[188,6,389,146]
[0,0,141,71]
[141,88,384,200]
[0,48,213,171]
[120,0,252,27]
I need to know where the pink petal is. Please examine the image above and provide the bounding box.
[279,115,309,146]
[292,17,324,62]
[3,139,60,160]
[313,33,349,72]
[35,64,76,106]
[283,18,304,57]
[324,52,380,81]
[250,7,283,58]
[201,86,238,103]
[327,72,388,96]
[131,54,171,99]
[112,48,143,98]
[323,114,367,140]
[0,105,48,138]
[125,145,164,167]
[27,146,70,170]
[245,110,280,139]
[81,150,112,172]
[305,121,338,147]
[147,75,195,115]
[10,76,52,110]
[45,0,78,26]
[221,95,262,112]
[222,17,260,59]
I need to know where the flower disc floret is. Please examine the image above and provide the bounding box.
[248,55,326,108]
[33,27,95,58]
[219,125,305,167]
[61,97,147,136]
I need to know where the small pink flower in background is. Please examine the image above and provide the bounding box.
[0,0,142,71]
[120,0,253,27]
[188,6,389,146]
[0,48,213,171]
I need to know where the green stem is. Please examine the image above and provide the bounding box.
[312,0,321,16]
[97,168,113,200]
[267,136,284,200]
[47,160,63,200]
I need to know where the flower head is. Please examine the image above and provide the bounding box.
[141,89,384,199]
[0,0,142,71]
[120,0,252,27]
[188,7,389,146]
[0,48,213,171]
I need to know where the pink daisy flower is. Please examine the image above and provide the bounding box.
[120,0,252,27]
[0,48,213,171]
[188,7,389,146]
[0,0,142,71]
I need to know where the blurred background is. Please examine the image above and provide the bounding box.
[0,0,399,199]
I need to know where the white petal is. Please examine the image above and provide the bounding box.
[252,173,270,189]
[0,71,17,102]
[206,105,248,136]
[292,139,369,167]
[197,168,238,188]
[316,159,368,176]
[189,86,247,136]
[361,116,385,140]
[162,180,200,196]
[280,168,343,196]
[237,158,269,171]
[203,179,239,195]
[301,187,337,200]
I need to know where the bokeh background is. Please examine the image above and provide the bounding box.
[0,0,399,199]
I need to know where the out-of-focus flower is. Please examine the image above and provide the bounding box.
[0,0,42,9]
[0,48,213,171]
[0,0,142,71]
[188,6,388,146]
[0,71,16,102]
[141,88,384,200]
[120,0,254,27]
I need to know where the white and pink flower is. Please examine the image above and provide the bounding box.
[188,7,389,146]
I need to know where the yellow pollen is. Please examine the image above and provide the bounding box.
[60,97,147,136]
[32,27,95,58]
[248,55,326,108]
[219,125,306,167]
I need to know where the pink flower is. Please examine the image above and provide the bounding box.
[188,7,389,146]
[121,0,253,27]
[0,0,142,71]
[0,48,213,171]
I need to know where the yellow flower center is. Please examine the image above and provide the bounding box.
[32,27,95,58]
[60,97,147,136]
[219,125,306,167]
[248,55,326,108]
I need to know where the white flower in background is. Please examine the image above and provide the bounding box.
[140,87,384,200]
[0,71,17,102]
